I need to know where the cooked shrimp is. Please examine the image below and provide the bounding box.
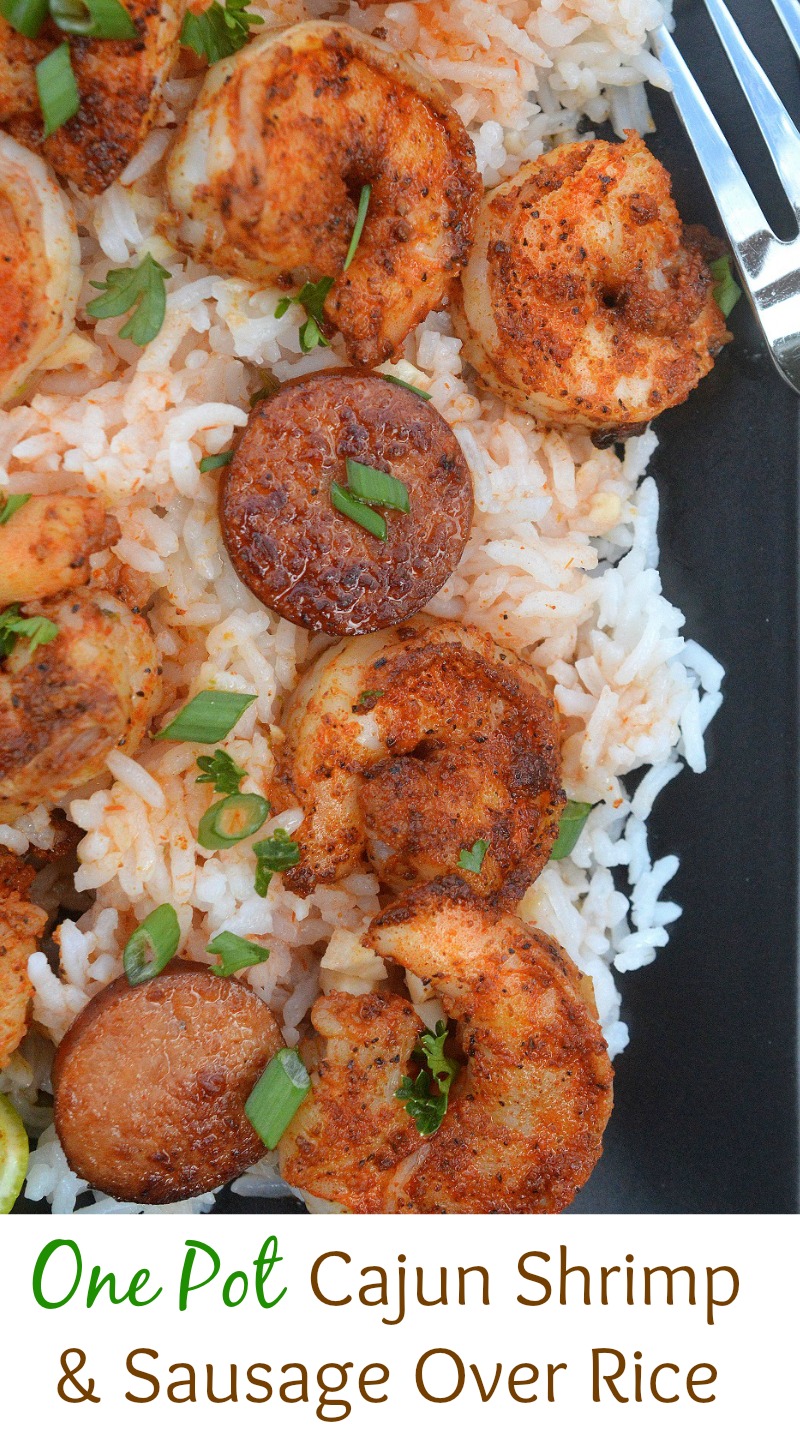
[0,590,161,824]
[276,616,564,903]
[0,132,80,405]
[220,370,473,634]
[0,3,183,195]
[0,849,47,1071]
[0,494,119,608]
[453,134,729,436]
[166,20,481,368]
[279,879,613,1213]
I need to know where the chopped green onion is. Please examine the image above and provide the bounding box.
[87,253,171,347]
[156,689,257,744]
[343,183,371,271]
[458,838,489,873]
[197,792,269,850]
[195,748,245,794]
[0,1093,29,1215]
[396,1020,458,1137]
[245,1047,310,1148]
[180,0,263,65]
[710,255,742,319]
[550,799,593,861]
[49,0,137,38]
[346,458,410,513]
[0,0,48,38]
[0,493,30,526]
[199,450,234,473]
[123,903,180,985]
[253,827,300,897]
[208,931,270,976]
[354,688,384,711]
[36,43,80,138]
[0,606,58,658]
[385,374,432,401]
[249,373,280,407]
[330,481,387,541]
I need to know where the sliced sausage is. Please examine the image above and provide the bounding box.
[53,962,282,1205]
[219,369,474,635]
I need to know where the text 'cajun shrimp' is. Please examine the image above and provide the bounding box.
[0,133,80,405]
[0,2,184,195]
[279,879,614,1214]
[275,616,564,904]
[454,135,729,436]
[167,21,481,367]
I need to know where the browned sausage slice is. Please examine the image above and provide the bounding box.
[54,963,282,1205]
[219,369,473,635]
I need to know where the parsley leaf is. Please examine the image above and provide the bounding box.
[87,253,171,347]
[195,748,246,795]
[180,0,263,64]
[275,277,335,353]
[396,1019,458,1137]
[458,838,489,873]
[0,605,59,658]
[0,493,30,526]
[253,827,301,897]
[550,800,593,861]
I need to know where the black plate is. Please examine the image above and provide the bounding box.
[13,0,800,1217]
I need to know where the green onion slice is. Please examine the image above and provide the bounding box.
[330,481,387,541]
[385,374,432,401]
[245,1048,310,1149]
[123,903,180,986]
[199,450,234,473]
[0,1093,29,1215]
[345,458,409,513]
[0,493,30,526]
[0,0,48,38]
[550,800,593,861]
[343,183,371,271]
[36,43,80,138]
[156,689,257,744]
[710,255,742,319]
[208,931,270,976]
[458,838,489,873]
[49,0,137,38]
[197,792,269,850]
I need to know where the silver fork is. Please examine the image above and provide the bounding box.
[652,0,800,394]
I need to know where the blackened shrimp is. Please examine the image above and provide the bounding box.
[275,616,564,903]
[220,370,473,635]
[0,493,119,608]
[0,849,47,1071]
[279,880,613,1214]
[453,135,729,436]
[166,21,481,367]
[0,132,80,405]
[0,590,161,823]
[0,2,183,195]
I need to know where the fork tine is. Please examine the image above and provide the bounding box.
[651,25,771,265]
[705,0,800,214]
[771,0,800,67]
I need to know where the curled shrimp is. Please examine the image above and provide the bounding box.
[279,879,614,1214]
[0,590,161,824]
[166,20,481,368]
[275,616,564,904]
[0,849,47,1071]
[454,134,729,436]
[0,494,119,609]
[0,133,80,405]
[0,3,184,195]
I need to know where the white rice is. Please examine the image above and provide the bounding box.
[0,0,715,1215]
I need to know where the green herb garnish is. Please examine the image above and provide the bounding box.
[275,276,335,353]
[343,183,371,271]
[36,42,79,137]
[0,606,58,658]
[396,1020,458,1137]
[87,253,171,347]
[330,480,387,541]
[0,494,30,526]
[207,930,270,975]
[354,688,384,711]
[123,903,180,985]
[550,800,593,861]
[458,838,489,874]
[199,450,234,473]
[253,827,301,897]
[710,256,742,319]
[156,689,257,744]
[0,0,48,38]
[180,0,263,64]
[196,748,246,794]
[385,375,432,401]
[346,458,410,512]
[245,1047,310,1148]
[49,0,136,38]
[198,792,270,850]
